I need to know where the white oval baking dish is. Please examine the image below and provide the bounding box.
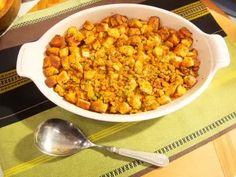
[16,4,230,122]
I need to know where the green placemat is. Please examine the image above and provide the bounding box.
[1,37,235,177]
[0,0,235,177]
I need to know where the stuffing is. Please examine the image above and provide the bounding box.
[43,14,200,114]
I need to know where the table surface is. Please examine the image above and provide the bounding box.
[29,0,236,177]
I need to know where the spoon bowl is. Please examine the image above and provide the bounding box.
[34,118,169,167]
[35,118,91,156]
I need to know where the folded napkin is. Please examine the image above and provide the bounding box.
[0,0,236,177]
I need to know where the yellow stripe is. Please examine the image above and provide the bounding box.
[185,10,209,21]
[4,156,55,176]
[0,79,31,94]
[4,122,137,176]
[172,1,209,21]
[0,69,31,94]
[0,70,17,79]
[172,1,202,13]
[89,122,137,141]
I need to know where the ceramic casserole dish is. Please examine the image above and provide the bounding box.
[16,4,230,122]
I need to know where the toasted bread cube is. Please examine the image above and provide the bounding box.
[54,84,65,96]
[49,35,66,48]
[114,14,127,25]
[64,91,77,104]
[83,20,94,30]
[166,84,178,96]
[184,75,197,87]
[92,40,101,50]
[96,23,109,32]
[76,90,86,100]
[174,44,189,57]
[94,58,106,66]
[140,24,148,34]
[179,27,192,38]
[45,75,57,88]
[108,28,120,38]
[181,37,193,48]
[101,16,110,24]
[84,70,96,80]
[129,35,141,46]
[157,27,170,41]
[74,31,85,41]
[138,79,153,95]
[43,56,52,68]
[76,99,91,110]
[46,47,60,56]
[128,78,138,91]
[68,54,83,72]
[146,36,161,48]
[118,102,131,114]
[158,95,171,105]
[118,25,127,34]
[112,62,122,71]
[103,37,114,48]
[187,48,198,58]
[69,47,80,55]
[174,85,187,97]
[134,60,143,74]
[66,31,84,47]
[84,35,96,44]
[48,55,61,69]
[153,46,164,57]
[95,47,106,58]
[71,61,83,72]
[119,45,134,56]
[168,33,180,46]
[66,37,79,47]
[182,57,194,67]
[148,16,160,32]
[164,41,174,48]
[128,95,142,110]
[90,100,108,113]
[66,26,78,37]
[110,15,119,27]
[128,28,141,36]
[128,19,143,28]
[57,71,70,85]
[170,55,183,68]
[86,84,95,99]
[43,67,59,77]
[110,104,119,113]
[144,95,160,110]
[109,72,119,80]
[81,48,90,58]
[61,56,70,70]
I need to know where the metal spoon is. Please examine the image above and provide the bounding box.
[34,118,169,167]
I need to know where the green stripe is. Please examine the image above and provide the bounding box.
[12,0,101,30]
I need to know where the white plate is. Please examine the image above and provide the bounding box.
[16,4,230,122]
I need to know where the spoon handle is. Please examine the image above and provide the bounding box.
[102,146,169,167]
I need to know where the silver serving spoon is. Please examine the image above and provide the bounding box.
[34,118,169,167]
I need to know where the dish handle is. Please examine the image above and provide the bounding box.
[16,42,38,78]
[207,34,230,69]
